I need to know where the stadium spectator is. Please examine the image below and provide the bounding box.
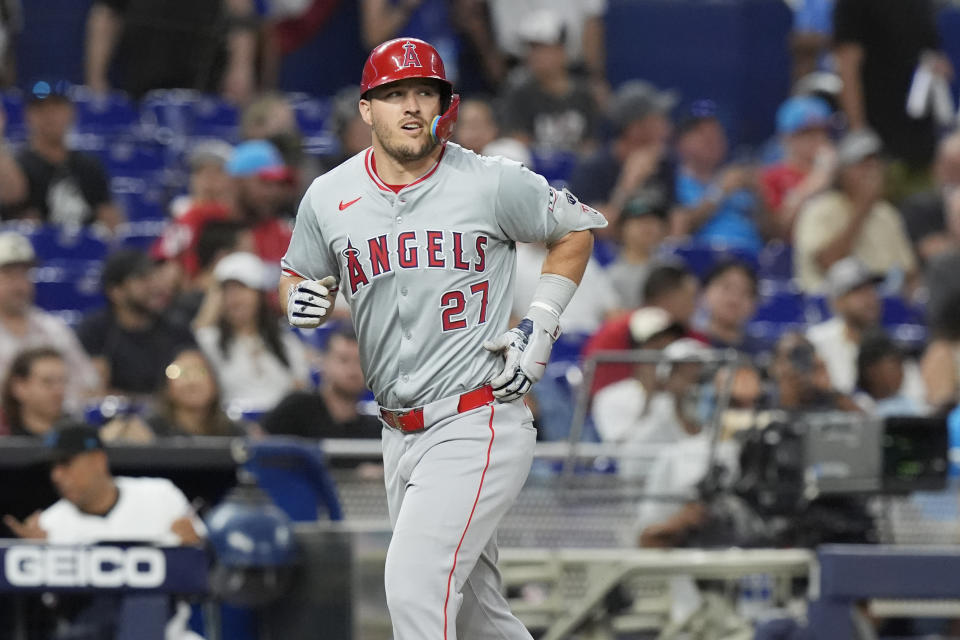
[0,103,26,206]
[584,262,701,393]
[607,190,668,309]
[0,1,20,88]
[513,240,620,336]
[591,307,687,443]
[0,231,101,410]
[324,86,372,169]
[0,82,121,229]
[671,100,765,253]
[789,0,834,81]
[806,257,925,404]
[924,188,960,327]
[360,0,462,82]
[194,251,309,416]
[0,347,68,437]
[169,140,294,272]
[262,324,382,440]
[769,332,860,412]
[102,347,247,442]
[240,92,319,198]
[568,80,675,224]
[854,330,924,417]
[169,140,234,218]
[833,0,950,183]
[900,131,960,265]
[452,97,499,155]
[759,96,836,242]
[3,421,204,639]
[921,290,960,411]
[163,219,255,327]
[77,248,196,396]
[696,259,766,356]
[499,11,599,154]
[486,0,607,93]
[84,0,259,102]
[793,130,917,294]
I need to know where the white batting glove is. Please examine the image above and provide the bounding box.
[286,276,338,328]
[483,314,560,402]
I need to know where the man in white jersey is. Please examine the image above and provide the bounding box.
[280,37,605,639]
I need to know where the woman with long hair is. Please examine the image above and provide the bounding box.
[194,252,309,415]
[1,347,68,436]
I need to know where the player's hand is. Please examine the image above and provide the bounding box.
[286,276,338,328]
[3,511,48,540]
[483,317,557,402]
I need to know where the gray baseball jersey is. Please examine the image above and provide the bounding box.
[282,142,606,408]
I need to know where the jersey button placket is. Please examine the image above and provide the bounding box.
[394,197,416,402]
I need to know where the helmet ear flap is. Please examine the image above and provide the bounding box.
[431,94,461,144]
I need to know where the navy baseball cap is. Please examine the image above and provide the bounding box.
[776,96,831,135]
[676,99,720,136]
[227,140,291,182]
[45,421,104,463]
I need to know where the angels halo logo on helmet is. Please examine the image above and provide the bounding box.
[360,37,461,144]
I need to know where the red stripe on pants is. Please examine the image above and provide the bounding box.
[442,404,496,639]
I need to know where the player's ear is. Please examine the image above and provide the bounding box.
[358,99,373,126]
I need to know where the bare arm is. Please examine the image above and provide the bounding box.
[360,0,421,50]
[834,43,867,130]
[279,273,304,318]
[813,200,869,271]
[921,340,959,409]
[85,3,123,92]
[222,0,257,104]
[0,144,26,205]
[581,15,606,84]
[541,229,593,285]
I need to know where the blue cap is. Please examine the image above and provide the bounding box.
[226,140,289,180]
[27,79,73,105]
[776,96,831,135]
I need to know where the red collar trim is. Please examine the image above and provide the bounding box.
[364,145,446,193]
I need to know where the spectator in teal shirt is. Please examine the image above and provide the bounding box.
[672,100,765,254]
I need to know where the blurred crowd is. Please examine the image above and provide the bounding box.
[0,0,956,544]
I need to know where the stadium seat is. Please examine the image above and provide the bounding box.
[805,295,832,324]
[659,241,760,280]
[111,177,167,221]
[21,224,110,262]
[32,261,106,312]
[1,90,26,142]
[289,93,332,136]
[70,88,139,137]
[751,289,806,324]
[757,241,793,281]
[531,149,579,188]
[115,219,167,249]
[242,439,343,523]
[190,96,239,140]
[103,141,166,179]
[882,295,925,326]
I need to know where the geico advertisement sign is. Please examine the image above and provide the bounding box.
[4,546,166,588]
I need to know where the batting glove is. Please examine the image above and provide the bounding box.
[483,314,560,402]
[286,276,338,328]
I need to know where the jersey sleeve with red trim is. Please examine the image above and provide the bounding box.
[281,183,339,281]
[493,159,608,244]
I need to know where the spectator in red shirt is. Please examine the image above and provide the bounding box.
[582,262,701,393]
[760,96,836,242]
[158,140,293,277]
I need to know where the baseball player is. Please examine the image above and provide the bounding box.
[280,37,606,639]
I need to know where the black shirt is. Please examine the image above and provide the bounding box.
[500,74,599,152]
[833,0,940,168]
[900,188,945,248]
[76,308,196,394]
[94,0,227,99]
[568,145,677,209]
[2,149,111,225]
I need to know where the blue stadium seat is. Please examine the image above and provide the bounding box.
[289,93,331,136]
[531,149,579,187]
[21,225,110,262]
[115,219,167,249]
[751,289,806,324]
[882,295,925,326]
[1,90,26,142]
[805,295,832,324]
[33,261,106,312]
[111,177,167,221]
[140,89,203,140]
[70,88,139,137]
[190,96,239,140]
[103,141,166,179]
[242,439,343,523]
[659,241,761,280]
[757,241,793,281]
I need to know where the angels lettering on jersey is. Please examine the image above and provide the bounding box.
[342,230,488,295]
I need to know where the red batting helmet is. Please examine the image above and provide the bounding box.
[360,37,460,144]
[360,38,452,96]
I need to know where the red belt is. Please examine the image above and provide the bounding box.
[379,385,495,433]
